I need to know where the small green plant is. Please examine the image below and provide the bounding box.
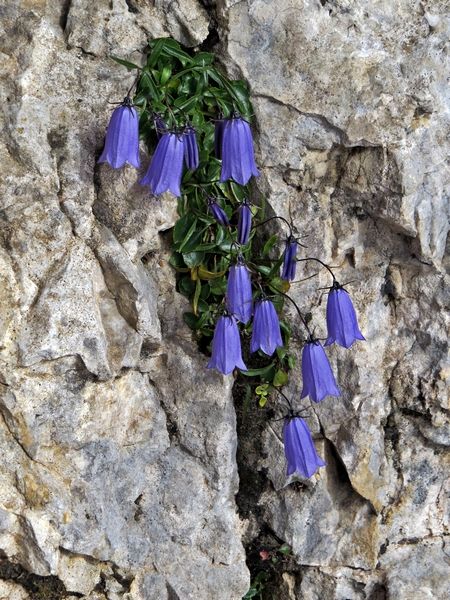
[116,38,297,390]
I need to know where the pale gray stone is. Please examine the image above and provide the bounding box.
[0,0,449,598]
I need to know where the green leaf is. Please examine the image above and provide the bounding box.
[273,369,288,387]
[183,312,197,330]
[263,234,279,256]
[240,364,276,380]
[242,589,259,600]
[147,38,166,68]
[111,55,141,71]
[259,396,268,408]
[230,80,252,117]
[138,71,159,99]
[276,347,287,361]
[161,41,192,66]
[173,214,196,245]
[160,65,172,84]
[179,228,207,253]
[193,278,202,315]
[174,95,200,113]
[182,251,205,268]
[178,277,196,297]
[192,52,214,66]
[278,544,292,555]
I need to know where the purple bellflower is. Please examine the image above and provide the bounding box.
[281,237,298,281]
[237,200,252,245]
[183,126,199,170]
[301,340,340,403]
[98,97,140,169]
[207,314,247,375]
[226,257,253,324]
[220,116,260,185]
[251,299,283,356]
[208,198,230,227]
[325,284,365,349]
[283,417,326,478]
[140,132,184,197]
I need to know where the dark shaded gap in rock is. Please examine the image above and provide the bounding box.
[368,582,388,600]
[59,0,71,32]
[125,0,139,14]
[0,556,83,600]
[234,375,305,599]
[198,0,220,51]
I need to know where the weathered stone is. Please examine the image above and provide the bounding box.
[1,0,449,598]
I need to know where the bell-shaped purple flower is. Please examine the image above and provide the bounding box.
[237,201,252,245]
[98,98,140,169]
[208,199,229,227]
[207,315,247,375]
[183,126,199,170]
[214,119,225,159]
[301,341,340,403]
[251,300,283,356]
[139,132,184,197]
[226,258,253,324]
[325,285,365,349]
[220,117,260,185]
[283,417,326,478]
[281,237,298,281]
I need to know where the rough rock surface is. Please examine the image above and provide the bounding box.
[0,1,449,599]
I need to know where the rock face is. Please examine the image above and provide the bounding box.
[0,1,448,599]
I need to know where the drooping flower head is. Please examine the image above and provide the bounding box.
[283,417,326,478]
[251,299,283,356]
[220,116,260,185]
[301,340,340,403]
[208,198,230,227]
[139,132,184,197]
[183,126,199,170]
[226,256,253,324]
[207,314,247,375]
[152,113,167,139]
[281,236,298,281]
[98,97,140,169]
[325,282,365,349]
[237,200,252,245]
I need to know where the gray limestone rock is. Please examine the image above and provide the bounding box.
[0,0,448,599]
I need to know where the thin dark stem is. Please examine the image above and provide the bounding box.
[297,257,337,281]
[271,287,313,337]
[126,71,141,98]
[253,216,293,238]
[271,386,293,410]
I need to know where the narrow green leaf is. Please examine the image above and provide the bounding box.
[138,71,159,99]
[263,234,279,256]
[147,38,165,67]
[193,278,202,315]
[240,364,276,379]
[162,43,192,66]
[111,55,141,71]
[160,65,172,84]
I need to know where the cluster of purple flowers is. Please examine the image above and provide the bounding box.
[99,93,365,484]
[98,98,259,194]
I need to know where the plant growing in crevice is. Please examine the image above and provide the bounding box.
[99,35,365,478]
[98,36,366,595]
